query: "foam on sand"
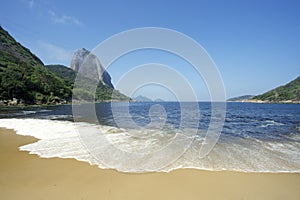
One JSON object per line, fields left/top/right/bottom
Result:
{"left": 0, "top": 118, "right": 299, "bottom": 173}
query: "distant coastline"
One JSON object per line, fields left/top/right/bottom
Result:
{"left": 228, "top": 76, "right": 300, "bottom": 104}
{"left": 243, "top": 99, "right": 300, "bottom": 104}
{"left": 227, "top": 99, "right": 300, "bottom": 104}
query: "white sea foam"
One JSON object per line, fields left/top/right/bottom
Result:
{"left": 0, "top": 118, "right": 102, "bottom": 166}
{"left": 0, "top": 118, "right": 299, "bottom": 173}
{"left": 260, "top": 120, "right": 285, "bottom": 127}
{"left": 23, "top": 111, "right": 37, "bottom": 115}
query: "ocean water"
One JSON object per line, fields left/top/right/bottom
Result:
{"left": 0, "top": 102, "right": 299, "bottom": 173}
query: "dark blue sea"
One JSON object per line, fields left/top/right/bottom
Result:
{"left": 0, "top": 102, "right": 299, "bottom": 172}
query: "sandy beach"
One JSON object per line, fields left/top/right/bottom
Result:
{"left": 0, "top": 127, "right": 299, "bottom": 200}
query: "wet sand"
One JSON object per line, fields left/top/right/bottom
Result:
{"left": 0, "top": 127, "right": 299, "bottom": 200}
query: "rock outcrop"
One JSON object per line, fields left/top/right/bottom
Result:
{"left": 71, "top": 48, "right": 114, "bottom": 88}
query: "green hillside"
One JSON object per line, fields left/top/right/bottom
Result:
{"left": 227, "top": 95, "right": 254, "bottom": 102}
{"left": 253, "top": 76, "right": 300, "bottom": 102}
{"left": 0, "top": 26, "right": 129, "bottom": 105}
{"left": 0, "top": 26, "right": 43, "bottom": 67}
{"left": 0, "top": 26, "right": 71, "bottom": 104}
{"left": 46, "top": 64, "right": 76, "bottom": 88}
{"left": 46, "top": 64, "right": 130, "bottom": 101}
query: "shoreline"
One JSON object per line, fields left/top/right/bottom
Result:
{"left": 227, "top": 100, "right": 300, "bottom": 104}
{"left": 1, "top": 99, "right": 300, "bottom": 108}
{"left": 1, "top": 127, "right": 300, "bottom": 200}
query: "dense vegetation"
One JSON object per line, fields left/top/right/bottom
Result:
{"left": 0, "top": 26, "right": 129, "bottom": 105}
{"left": 0, "top": 27, "right": 43, "bottom": 67}
{"left": 0, "top": 27, "right": 71, "bottom": 104}
{"left": 47, "top": 64, "right": 130, "bottom": 101}
{"left": 46, "top": 65, "right": 76, "bottom": 88}
{"left": 253, "top": 76, "right": 300, "bottom": 102}
{"left": 227, "top": 95, "right": 254, "bottom": 102}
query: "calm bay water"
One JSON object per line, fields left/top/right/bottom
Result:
{"left": 0, "top": 102, "right": 299, "bottom": 172}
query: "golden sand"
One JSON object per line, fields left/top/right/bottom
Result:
{"left": 0, "top": 128, "right": 299, "bottom": 200}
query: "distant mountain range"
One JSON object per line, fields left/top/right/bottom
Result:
{"left": 133, "top": 95, "right": 152, "bottom": 102}
{"left": 0, "top": 26, "right": 129, "bottom": 105}
{"left": 154, "top": 98, "right": 165, "bottom": 102}
{"left": 132, "top": 95, "right": 165, "bottom": 102}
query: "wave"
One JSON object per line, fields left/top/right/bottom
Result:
{"left": 260, "top": 120, "right": 285, "bottom": 127}
{"left": 0, "top": 109, "right": 53, "bottom": 118}
{"left": 0, "top": 118, "right": 299, "bottom": 173}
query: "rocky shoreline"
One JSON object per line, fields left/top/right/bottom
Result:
{"left": 0, "top": 98, "right": 68, "bottom": 106}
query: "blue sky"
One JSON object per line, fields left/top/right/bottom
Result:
{"left": 0, "top": 0, "right": 299, "bottom": 100}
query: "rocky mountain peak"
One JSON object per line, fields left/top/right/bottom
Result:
{"left": 70, "top": 48, "right": 114, "bottom": 88}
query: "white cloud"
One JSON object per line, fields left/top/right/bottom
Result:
{"left": 48, "top": 10, "right": 83, "bottom": 26}
{"left": 35, "top": 41, "right": 73, "bottom": 66}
